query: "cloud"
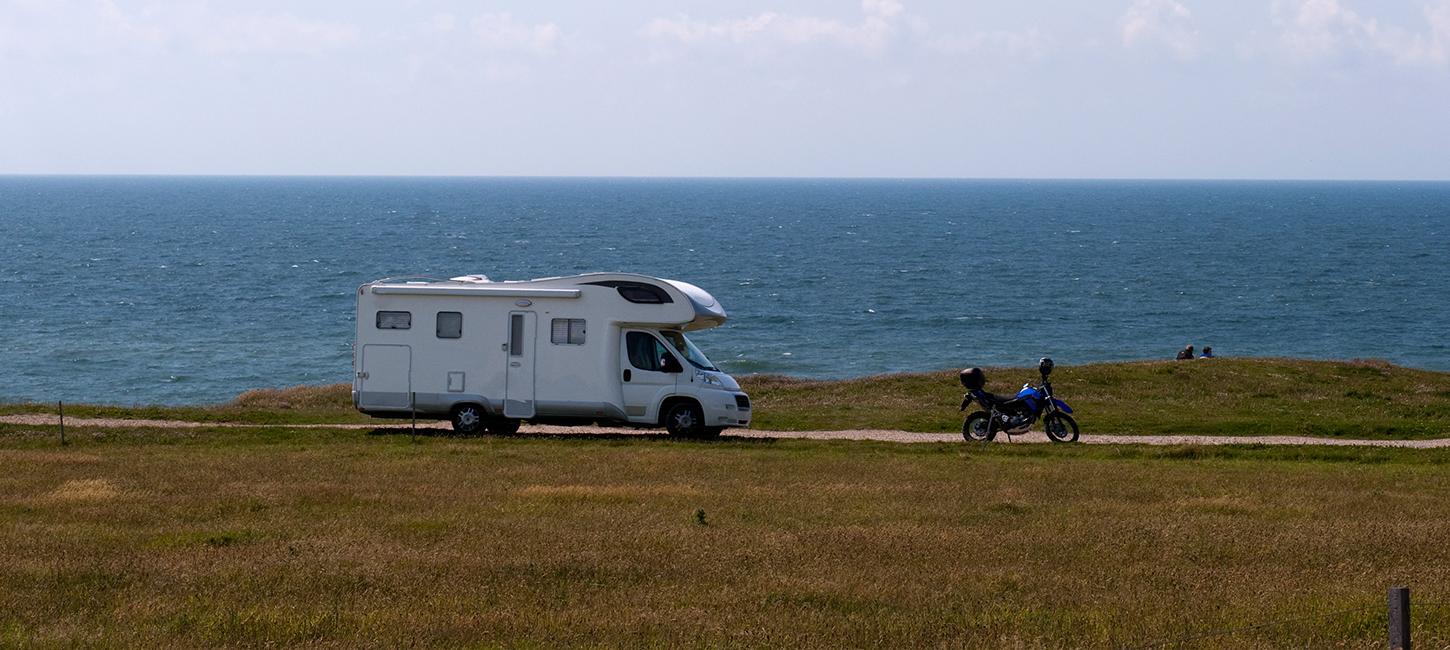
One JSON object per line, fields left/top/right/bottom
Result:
{"left": 1272, "top": 0, "right": 1450, "bottom": 65}
{"left": 472, "top": 13, "right": 562, "bottom": 55}
{"left": 192, "top": 12, "right": 359, "bottom": 56}
{"left": 925, "top": 28, "right": 1050, "bottom": 60}
{"left": 0, "top": 1, "right": 358, "bottom": 58}
{"left": 642, "top": 0, "right": 907, "bottom": 56}
{"left": 0, "top": 0, "right": 157, "bottom": 58}
{"left": 1119, "top": 0, "right": 1200, "bottom": 60}
{"left": 424, "top": 13, "right": 457, "bottom": 35}
{"left": 863, "top": 0, "right": 905, "bottom": 20}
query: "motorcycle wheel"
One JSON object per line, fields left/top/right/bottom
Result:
{"left": 962, "top": 411, "right": 993, "bottom": 442}
{"left": 1043, "top": 413, "right": 1080, "bottom": 443}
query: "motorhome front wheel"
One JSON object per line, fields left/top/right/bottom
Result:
{"left": 664, "top": 401, "right": 705, "bottom": 438}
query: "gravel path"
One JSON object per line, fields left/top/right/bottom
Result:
{"left": 3, "top": 414, "right": 1447, "bottom": 448}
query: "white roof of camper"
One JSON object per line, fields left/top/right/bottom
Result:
{"left": 370, "top": 284, "right": 582, "bottom": 298}
{"left": 364, "top": 272, "right": 728, "bottom": 330}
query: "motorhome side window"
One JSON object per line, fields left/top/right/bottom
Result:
{"left": 376, "top": 311, "right": 411, "bottom": 330}
{"left": 582, "top": 280, "right": 673, "bottom": 304}
{"left": 626, "top": 331, "right": 670, "bottom": 371}
{"left": 436, "top": 312, "right": 462, "bottom": 339}
{"left": 617, "top": 286, "right": 668, "bottom": 304}
{"left": 550, "top": 319, "right": 585, "bottom": 345}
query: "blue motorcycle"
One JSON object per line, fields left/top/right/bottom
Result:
{"left": 958, "top": 358, "right": 1079, "bottom": 443}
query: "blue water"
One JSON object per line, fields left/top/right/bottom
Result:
{"left": 2, "top": 176, "right": 1447, "bottom": 405}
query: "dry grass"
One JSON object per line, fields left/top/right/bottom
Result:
{"left": 44, "top": 478, "right": 123, "bottom": 502}
{"left": 0, "top": 385, "right": 374, "bottom": 426}
{"left": 4, "top": 428, "right": 1450, "bottom": 647}
{"left": 230, "top": 384, "right": 356, "bottom": 412}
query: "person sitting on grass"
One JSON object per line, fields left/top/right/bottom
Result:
{"left": 1201, "top": 346, "right": 1215, "bottom": 359}
{"left": 1176, "top": 344, "right": 1195, "bottom": 360}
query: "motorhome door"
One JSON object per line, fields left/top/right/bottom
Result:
{"left": 358, "top": 344, "right": 411, "bottom": 410}
{"left": 504, "top": 311, "right": 537, "bottom": 418}
{"left": 620, "top": 330, "right": 679, "bottom": 421}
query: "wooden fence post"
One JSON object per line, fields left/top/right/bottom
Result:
{"left": 58, "top": 400, "right": 66, "bottom": 446}
{"left": 1389, "top": 585, "right": 1411, "bottom": 650}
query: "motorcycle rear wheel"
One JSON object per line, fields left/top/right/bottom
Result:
{"left": 1043, "top": 413, "right": 1080, "bottom": 443}
{"left": 962, "top": 411, "right": 993, "bottom": 442}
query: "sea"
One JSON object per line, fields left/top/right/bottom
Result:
{"left": 2, "top": 176, "right": 1447, "bottom": 405}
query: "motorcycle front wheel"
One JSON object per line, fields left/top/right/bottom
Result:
{"left": 962, "top": 411, "right": 993, "bottom": 442}
{"left": 1043, "top": 413, "right": 1080, "bottom": 443}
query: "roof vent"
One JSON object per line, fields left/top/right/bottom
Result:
{"left": 449, "top": 275, "right": 491, "bottom": 284}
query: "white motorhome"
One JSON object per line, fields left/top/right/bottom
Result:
{"left": 353, "top": 273, "right": 751, "bottom": 437}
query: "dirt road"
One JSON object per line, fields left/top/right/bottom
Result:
{"left": 3, "top": 414, "right": 1447, "bottom": 448}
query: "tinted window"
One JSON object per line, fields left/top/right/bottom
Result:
{"left": 626, "top": 331, "right": 671, "bottom": 371}
{"left": 509, "top": 314, "right": 524, "bottom": 357}
{"left": 582, "top": 280, "right": 674, "bottom": 304}
{"left": 550, "top": 318, "right": 585, "bottom": 345}
{"left": 376, "top": 311, "right": 411, "bottom": 330}
{"left": 436, "top": 312, "right": 462, "bottom": 339}
{"left": 660, "top": 330, "right": 719, "bottom": 371}
{"left": 617, "top": 286, "right": 667, "bottom": 304}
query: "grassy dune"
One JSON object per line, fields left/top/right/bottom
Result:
{"left": 0, "top": 383, "right": 375, "bottom": 426}
{"left": 747, "top": 357, "right": 1450, "bottom": 437}
{"left": 4, "top": 358, "right": 1448, "bottom": 438}
{"left": 4, "top": 428, "right": 1450, "bottom": 647}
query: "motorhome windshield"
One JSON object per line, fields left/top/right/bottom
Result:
{"left": 660, "top": 331, "right": 719, "bottom": 372}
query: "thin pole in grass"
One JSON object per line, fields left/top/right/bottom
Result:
{"left": 410, "top": 392, "right": 417, "bottom": 443}
{"left": 1389, "top": 586, "right": 1410, "bottom": 650}
{"left": 58, "top": 400, "right": 66, "bottom": 446}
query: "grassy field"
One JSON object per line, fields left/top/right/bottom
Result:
{"left": 4, "top": 358, "right": 1449, "bottom": 438}
{"left": 747, "top": 357, "right": 1450, "bottom": 437}
{"left": 4, "top": 423, "right": 1450, "bottom": 647}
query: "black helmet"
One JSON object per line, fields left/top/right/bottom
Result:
{"left": 959, "top": 367, "right": 986, "bottom": 390}
{"left": 1039, "top": 357, "right": 1055, "bottom": 376}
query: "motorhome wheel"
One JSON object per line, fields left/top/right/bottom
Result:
{"left": 664, "top": 401, "right": 705, "bottom": 438}
{"left": 450, "top": 404, "right": 487, "bottom": 436}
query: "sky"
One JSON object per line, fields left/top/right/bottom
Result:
{"left": 2, "top": 0, "right": 1449, "bottom": 179}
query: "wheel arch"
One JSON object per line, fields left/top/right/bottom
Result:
{"left": 450, "top": 400, "right": 492, "bottom": 417}
{"left": 657, "top": 395, "right": 701, "bottom": 427}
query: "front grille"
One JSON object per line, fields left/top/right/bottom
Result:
{"left": 735, "top": 394, "right": 751, "bottom": 410}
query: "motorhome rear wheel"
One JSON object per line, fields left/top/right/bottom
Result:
{"left": 450, "top": 404, "right": 487, "bottom": 436}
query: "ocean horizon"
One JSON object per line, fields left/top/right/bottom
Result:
{"left": 3, "top": 175, "right": 1447, "bottom": 405}
{"left": 9, "top": 174, "right": 1450, "bottom": 181}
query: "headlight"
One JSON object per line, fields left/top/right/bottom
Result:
{"left": 697, "top": 371, "right": 724, "bottom": 387}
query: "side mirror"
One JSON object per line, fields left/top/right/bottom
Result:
{"left": 661, "top": 355, "right": 684, "bottom": 374}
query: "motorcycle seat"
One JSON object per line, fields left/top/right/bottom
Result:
{"left": 972, "top": 390, "right": 1026, "bottom": 409}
